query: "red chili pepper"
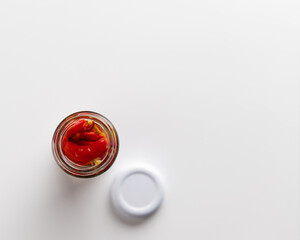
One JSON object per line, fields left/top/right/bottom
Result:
{"left": 62, "top": 119, "right": 108, "bottom": 165}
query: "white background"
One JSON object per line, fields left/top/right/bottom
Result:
{"left": 0, "top": 0, "right": 299, "bottom": 239}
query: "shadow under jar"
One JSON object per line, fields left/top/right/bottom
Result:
{"left": 52, "top": 111, "right": 119, "bottom": 178}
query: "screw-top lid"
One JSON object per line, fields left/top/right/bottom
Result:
{"left": 111, "top": 166, "right": 164, "bottom": 218}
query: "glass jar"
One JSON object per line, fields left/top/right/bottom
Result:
{"left": 52, "top": 111, "right": 119, "bottom": 178}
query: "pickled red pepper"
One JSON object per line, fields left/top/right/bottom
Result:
{"left": 62, "top": 119, "right": 108, "bottom": 165}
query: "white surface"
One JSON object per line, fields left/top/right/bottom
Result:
{"left": 0, "top": 0, "right": 299, "bottom": 239}
{"left": 111, "top": 166, "right": 164, "bottom": 217}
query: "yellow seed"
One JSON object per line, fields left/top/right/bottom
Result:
{"left": 93, "top": 124, "right": 102, "bottom": 134}
{"left": 89, "top": 158, "right": 102, "bottom": 166}
{"left": 94, "top": 159, "right": 101, "bottom": 165}
{"left": 87, "top": 120, "right": 93, "bottom": 125}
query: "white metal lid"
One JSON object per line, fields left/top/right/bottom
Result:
{"left": 111, "top": 166, "right": 164, "bottom": 218}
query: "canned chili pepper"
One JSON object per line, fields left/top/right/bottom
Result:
{"left": 52, "top": 111, "right": 119, "bottom": 178}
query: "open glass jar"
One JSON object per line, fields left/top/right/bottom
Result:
{"left": 52, "top": 111, "right": 119, "bottom": 178}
